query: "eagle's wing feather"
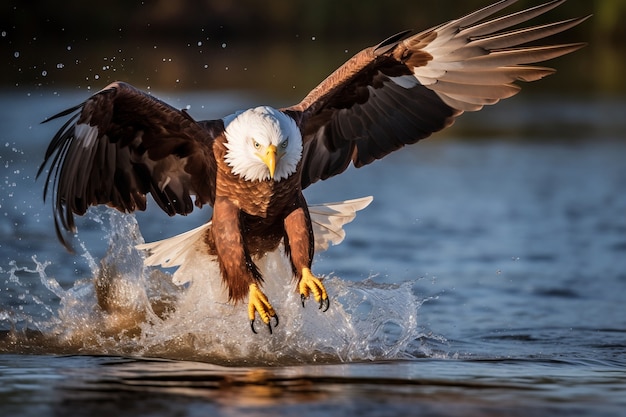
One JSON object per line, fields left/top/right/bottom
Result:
{"left": 286, "top": 0, "right": 588, "bottom": 189}
{"left": 38, "top": 81, "right": 223, "bottom": 249}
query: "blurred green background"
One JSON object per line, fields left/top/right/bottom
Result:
{"left": 1, "top": 0, "right": 624, "bottom": 102}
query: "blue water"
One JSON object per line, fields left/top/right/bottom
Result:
{"left": 1, "top": 90, "right": 625, "bottom": 416}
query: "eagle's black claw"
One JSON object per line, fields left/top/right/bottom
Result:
{"left": 320, "top": 297, "right": 330, "bottom": 312}
{"left": 301, "top": 294, "right": 330, "bottom": 312}
{"left": 250, "top": 314, "right": 279, "bottom": 335}
{"left": 300, "top": 268, "right": 329, "bottom": 312}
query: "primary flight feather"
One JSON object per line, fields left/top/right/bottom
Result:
{"left": 38, "top": 0, "right": 587, "bottom": 334}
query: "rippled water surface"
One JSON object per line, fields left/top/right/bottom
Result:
{"left": 1, "top": 91, "right": 625, "bottom": 416}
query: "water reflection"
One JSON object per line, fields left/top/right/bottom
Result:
{"left": 3, "top": 354, "right": 623, "bottom": 417}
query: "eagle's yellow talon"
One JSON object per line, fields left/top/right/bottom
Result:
{"left": 299, "top": 268, "right": 330, "bottom": 311}
{"left": 248, "top": 283, "right": 278, "bottom": 334}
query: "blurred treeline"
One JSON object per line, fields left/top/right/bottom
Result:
{"left": 1, "top": 0, "right": 624, "bottom": 98}
{"left": 3, "top": 0, "right": 622, "bottom": 42}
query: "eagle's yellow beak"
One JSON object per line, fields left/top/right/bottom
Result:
{"left": 261, "top": 144, "right": 277, "bottom": 178}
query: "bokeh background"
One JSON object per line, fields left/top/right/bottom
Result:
{"left": 1, "top": 0, "right": 624, "bottom": 102}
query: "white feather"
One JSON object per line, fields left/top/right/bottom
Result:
{"left": 136, "top": 196, "right": 373, "bottom": 284}
{"left": 309, "top": 196, "right": 373, "bottom": 251}
{"left": 136, "top": 222, "right": 213, "bottom": 284}
{"left": 223, "top": 106, "right": 302, "bottom": 182}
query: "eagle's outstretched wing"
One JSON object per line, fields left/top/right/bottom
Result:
{"left": 38, "top": 81, "right": 223, "bottom": 249}
{"left": 285, "top": 0, "right": 588, "bottom": 189}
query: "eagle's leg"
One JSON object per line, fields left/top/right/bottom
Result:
{"left": 212, "top": 197, "right": 278, "bottom": 334}
{"left": 284, "top": 197, "right": 330, "bottom": 311}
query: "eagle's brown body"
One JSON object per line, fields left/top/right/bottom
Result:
{"left": 38, "top": 0, "right": 587, "bottom": 334}
{"left": 209, "top": 136, "right": 312, "bottom": 302}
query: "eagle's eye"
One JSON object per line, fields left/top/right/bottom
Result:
{"left": 253, "top": 140, "right": 261, "bottom": 150}
{"left": 280, "top": 139, "right": 289, "bottom": 149}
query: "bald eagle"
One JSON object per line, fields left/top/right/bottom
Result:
{"left": 38, "top": 0, "right": 587, "bottom": 333}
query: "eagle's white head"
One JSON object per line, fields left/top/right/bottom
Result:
{"left": 223, "top": 106, "right": 302, "bottom": 182}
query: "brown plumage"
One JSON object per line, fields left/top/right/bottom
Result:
{"left": 38, "top": 0, "right": 588, "bottom": 333}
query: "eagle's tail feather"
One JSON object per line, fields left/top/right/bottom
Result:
{"left": 136, "top": 221, "right": 212, "bottom": 268}
{"left": 309, "top": 196, "right": 373, "bottom": 252}
{"left": 135, "top": 196, "right": 373, "bottom": 271}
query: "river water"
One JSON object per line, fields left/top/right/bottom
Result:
{"left": 1, "top": 90, "right": 625, "bottom": 416}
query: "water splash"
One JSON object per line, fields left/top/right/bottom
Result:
{"left": 1, "top": 210, "right": 432, "bottom": 365}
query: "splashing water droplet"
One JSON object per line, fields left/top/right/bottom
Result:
{"left": 0, "top": 210, "right": 430, "bottom": 363}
